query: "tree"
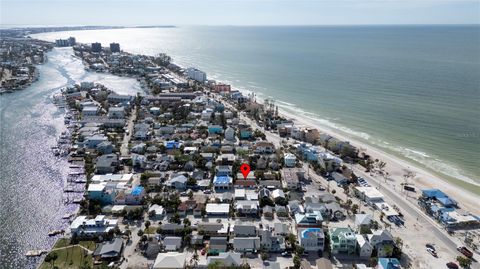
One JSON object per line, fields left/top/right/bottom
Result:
{"left": 395, "top": 237, "right": 403, "bottom": 251}
{"left": 261, "top": 252, "right": 269, "bottom": 261}
{"left": 383, "top": 245, "right": 394, "bottom": 257}
{"left": 145, "top": 220, "right": 151, "bottom": 230}
{"left": 183, "top": 218, "right": 191, "bottom": 227}
{"left": 351, "top": 204, "right": 359, "bottom": 214}
{"left": 293, "top": 255, "right": 301, "bottom": 269}
{"left": 286, "top": 233, "right": 297, "bottom": 249}
{"left": 295, "top": 246, "right": 305, "bottom": 256}
{"left": 456, "top": 256, "right": 472, "bottom": 268}
{"left": 170, "top": 213, "right": 181, "bottom": 224}
{"left": 45, "top": 252, "right": 58, "bottom": 267}
{"left": 137, "top": 230, "right": 144, "bottom": 237}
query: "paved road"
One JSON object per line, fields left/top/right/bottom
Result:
{"left": 120, "top": 105, "right": 137, "bottom": 158}
{"left": 353, "top": 167, "right": 462, "bottom": 254}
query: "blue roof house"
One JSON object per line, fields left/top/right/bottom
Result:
{"left": 208, "top": 125, "right": 224, "bottom": 135}
{"left": 126, "top": 186, "right": 145, "bottom": 205}
{"left": 164, "top": 141, "right": 182, "bottom": 150}
{"left": 213, "top": 175, "right": 233, "bottom": 190}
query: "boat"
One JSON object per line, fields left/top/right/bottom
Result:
{"left": 26, "top": 250, "right": 47, "bottom": 257}
{"left": 48, "top": 229, "right": 64, "bottom": 236}
{"left": 62, "top": 213, "right": 73, "bottom": 219}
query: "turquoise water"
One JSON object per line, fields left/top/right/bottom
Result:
{"left": 32, "top": 25, "right": 480, "bottom": 188}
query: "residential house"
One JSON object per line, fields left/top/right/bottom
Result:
{"left": 213, "top": 175, "right": 233, "bottom": 190}
{"left": 284, "top": 153, "right": 297, "bottom": 168}
{"left": 356, "top": 234, "right": 373, "bottom": 258}
{"left": 165, "top": 174, "right": 187, "bottom": 190}
{"left": 108, "top": 107, "right": 125, "bottom": 119}
{"left": 355, "top": 214, "right": 373, "bottom": 232}
{"left": 253, "top": 141, "right": 275, "bottom": 154}
{"left": 367, "top": 230, "right": 395, "bottom": 257}
{"left": 93, "top": 237, "right": 123, "bottom": 261}
{"left": 263, "top": 206, "right": 274, "bottom": 219}
{"left": 207, "top": 252, "right": 242, "bottom": 267}
{"left": 145, "top": 239, "right": 161, "bottom": 259}
{"left": 259, "top": 229, "right": 286, "bottom": 253}
{"left": 239, "top": 127, "right": 252, "bottom": 140}
{"left": 329, "top": 227, "right": 357, "bottom": 255}
{"left": 282, "top": 168, "right": 302, "bottom": 190}
{"left": 232, "top": 223, "right": 257, "bottom": 237}
{"left": 153, "top": 252, "right": 186, "bottom": 269}
{"left": 70, "top": 215, "right": 118, "bottom": 237}
{"left": 96, "top": 141, "right": 114, "bottom": 154}
{"left": 299, "top": 228, "right": 325, "bottom": 252}
{"left": 274, "top": 223, "right": 289, "bottom": 236}
{"left": 232, "top": 237, "right": 261, "bottom": 253}
{"left": 236, "top": 200, "right": 259, "bottom": 216}
{"left": 208, "top": 237, "right": 228, "bottom": 254}
{"left": 87, "top": 183, "right": 116, "bottom": 205}
{"left": 149, "top": 204, "right": 165, "bottom": 219}
{"left": 163, "top": 236, "right": 182, "bottom": 251}
{"left": 225, "top": 127, "right": 236, "bottom": 141}
{"left": 208, "top": 124, "right": 224, "bottom": 134}
{"left": 82, "top": 106, "right": 98, "bottom": 116}
{"left": 295, "top": 212, "right": 323, "bottom": 228}
{"left": 95, "top": 154, "right": 118, "bottom": 174}
{"left": 205, "top": 203, "right": 230, "bottom": 217}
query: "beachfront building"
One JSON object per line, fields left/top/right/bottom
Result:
{"left": 354, "top": 186, "right": 385, "bottom": 204}
{"left": 329, "top": 227, "right": 357, "bottom": 255}
{"left": 299, "top": 228, "right": 325, "bottom": 252}
{"left": 186, "top": 67, "right": 207, "bottom": 82}
{"left": 70, "top": 215, "right": 118, "bottom": 236}
{"left": 109, "top": 42, "right": 120, "bottom": 53}
{"left": 212, "top": 83, "right": 231, "bottom": 93}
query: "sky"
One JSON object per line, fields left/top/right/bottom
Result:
{"left": 0, "top": 0, "right": 479, "bottom": 26}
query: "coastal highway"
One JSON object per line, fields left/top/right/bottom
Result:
{"left": 353, "top": 167, "right": 464, "bottom": 255}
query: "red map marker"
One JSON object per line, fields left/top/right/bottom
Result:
{"left": 240, "top": 163, "right": 251, "bottom": 180}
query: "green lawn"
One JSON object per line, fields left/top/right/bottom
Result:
{"left": 39, "top": 246, "right": 93, "bottom": 269}
{"left": 39, "top": 239, "right": 97, "bottom": 269}
{"left": 79, "top": 240, "right": 97, "bottom": 251}
{"left": 144, "top": 226, "right": 157, "bottom": 234}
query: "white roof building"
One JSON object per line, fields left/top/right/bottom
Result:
{"left": 206, "top": 203, "right": 230, "bottom": 215}
{"left": 153, "top": 252, "right": 187, "bottom": 269}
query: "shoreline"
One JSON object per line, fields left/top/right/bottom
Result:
{"left": 271, "top": 103, "right": 480, "bottom": 214}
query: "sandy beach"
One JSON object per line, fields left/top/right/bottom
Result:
{"left": 279, "top": 108, "right": 480, "bottom": 215}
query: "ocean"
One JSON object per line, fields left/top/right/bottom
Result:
{"left": 0, "top": 48, "right": 143, "bottom": 268}
{"left": 32, "top": 25, "right": 480, "bottom": 188}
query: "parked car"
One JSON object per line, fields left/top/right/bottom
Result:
{"left": 426, "top": 243, "right": 436, "bottom": 252}
{"left": 457, "top": 246, "right": 473, "bottom": 258}
{"left": 427, "top": 248, "right": 438, "bottom": 258}
{"left": 446, "top": 262, "right": 459, "bottom": 269}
